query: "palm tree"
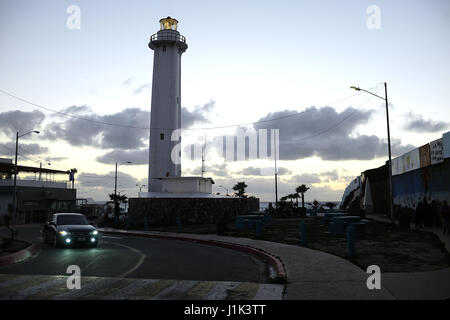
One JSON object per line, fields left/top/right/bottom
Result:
{"left": 69, "top": 168, "right": 77, "bottom": 189}
{"left": 295, "top": 184, "right": 310, "bottom": 209}
{"left": 232, "top": 181, "right": 248, "bottom": 198}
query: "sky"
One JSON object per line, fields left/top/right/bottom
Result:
{"left": 0, "top": 0, "right": 449, "bottom": 202}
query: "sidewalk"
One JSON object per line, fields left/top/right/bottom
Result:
{"left": 366, "top": 214, "right": 450, "bottom": 299}
{"left": 98, "top": 228, "right": 395, "bottom": 300}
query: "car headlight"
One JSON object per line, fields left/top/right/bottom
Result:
{"left": 59, "top": 231, "right": 70, "bottom": 236}
{"left": 91, "top": 230, "right": 98, "bottom": 235}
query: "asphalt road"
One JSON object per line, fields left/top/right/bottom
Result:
{"left": 0, "top": 225, "right": 271, "bottom": 283}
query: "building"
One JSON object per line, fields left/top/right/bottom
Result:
{"left": 341, "top": 131, "right": 450, "bottom": 219}
{"left": 147, "top": 16, "right": 187, "bottom": 192}
{"left": 129, "top": 17, "right": 259, "bottom": 227}
{"left": 0, "top": 158, "right": 76, "bottom": 224}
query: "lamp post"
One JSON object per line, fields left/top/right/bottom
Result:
{"left": 114, "top": 161, "right": 131, "bottom": 220}
{"left": 350, "top": 83, "right": 394, "bottom": 225}
{"left": 13, "top": 130, "right": 40, "bottom": 223}
{"left": 39, "top": 162, "right": 51, "bottom": 181}
{"left": 136, "top": 184, "right": 146, "bottom": 193}
{"left": 218, "top": 185, "right": 229, "bottom": 196}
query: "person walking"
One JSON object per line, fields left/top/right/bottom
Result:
{"left": 415, "top": 199, "right": 424, "bottom": 229}
{"left": 442, "top": 201, "right": 450, "bottom": 235}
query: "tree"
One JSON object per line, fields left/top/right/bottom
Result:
{"left": 108, "top": 193, "right": 128, "bottom": 223}
{"left": 69, "top": 168, "right": 77, "bottom": 189}
{"left": 232, "top": 181, "right": 248, "bottom": 198}
{"left": 295, "top": 184, "right": 310, "bottom": 209}
{"left": 325, "top": 202, "right": 337, "bottom": 210}
{"left": 312, "top": 199, "right": 320, "bottom": 211}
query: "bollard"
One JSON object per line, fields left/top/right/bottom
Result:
{"left": 176, "top": 217, "right": 182, "bottom": 233}
{"left": 143, "top": 216, "right": 149, "bottom": 231}
{"left": 255, "top": 220, "right": 262, "bottom": 239}
{"left": 347, "top": 225, "right": 356, "bottom": 258}
{"left": 299, "top": 221, "right": 307, "bottom": 246}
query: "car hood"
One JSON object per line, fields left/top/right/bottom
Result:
{"left": 58, "top": 225, "right": 96, "bottom": 232}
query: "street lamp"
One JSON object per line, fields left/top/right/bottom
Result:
{"left": 218, "top": 185, "right": 228, "bottom": 196}
{"left": 13, "top": 130, "right": 40, "bottom": 223}
{"left": 351, "top": 83, "right": 394, "bottom": 225}
{"left": 136, "top": 183, "right": 146, "bottom": 193}
{"left": 39, "top": 162, "right": 51, "bottom": 181}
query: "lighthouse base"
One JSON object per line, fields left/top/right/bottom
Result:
{"left": 127, "top": 196, "right": 259, "bottom": 227}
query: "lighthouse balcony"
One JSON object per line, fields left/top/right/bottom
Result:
{"left": 149, "top": 31, "right": 187, "bottom": 51}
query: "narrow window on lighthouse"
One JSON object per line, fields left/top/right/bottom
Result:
{"left": 160, "top": 133, "right": 164, "bottom": 140}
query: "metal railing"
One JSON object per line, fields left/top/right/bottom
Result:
{"left": 150, "top": 33, "right": 186, "bottom": 43}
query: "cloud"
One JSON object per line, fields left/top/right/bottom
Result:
{"left": 43, "top": 107, "right": 150, "bottom": 150}
{"left": 96, "top": 149, "right": 149, "bottom": 165}
{"left": 240, "top": 166, "right": 291, "bottom": 176}
{"left": 78, "top": 171, "right": 140, "bottom": 190}
{"left": 403, "top": 112, "right": 449, "bottom": 133}
{"left": 181, "top": 100, "right": 215, "bottom": 128}
{"left": 122, "top": 77, "right": 134, "bottom": 86}
{"left": 133, "top": 84, "right": 150, "bottom": 95}
{"left": 0, "top": 110, "right": 45, "bottom": 138}
{"left": 0, "top": 142, "right": 48, "bottom": 158}
{"left": 252, "top": 106, "right": 413, "bottom": 161}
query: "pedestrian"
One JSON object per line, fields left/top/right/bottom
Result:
{"left": 422, "top": 197, "right": 431, "bottom": 227}
{"left": 442, "top": 201, "right": 450, "bottom": 235}
{"left": 415, "top": 199, "right": 423, "bottom": 229}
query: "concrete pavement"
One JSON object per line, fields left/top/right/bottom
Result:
{"left": 98, "top": 228, "right": 395, "bottom": 300}
{"left": 366, "top": 214, "right": 450, "bottom": 300}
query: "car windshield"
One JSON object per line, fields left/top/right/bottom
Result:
{"left": 57, "top": 215, "right": 88, "bottom": 225}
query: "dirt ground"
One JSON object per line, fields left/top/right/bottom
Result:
{"left": 0, "top": 239, "right": 31, "bottom": 257}
{"left": 143, "top": 216, "right": 450, "bottom": 273}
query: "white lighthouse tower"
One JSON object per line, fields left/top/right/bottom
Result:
{"left": 147, "top": 17, "right": 187, "bottom": 192}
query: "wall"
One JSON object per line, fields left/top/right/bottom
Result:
{"left": 128, "top": 197, "right": 260, "bottom": 226}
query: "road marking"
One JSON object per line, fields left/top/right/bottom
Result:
{"left": 0, "top": 274, "right": 285, "bottom": 300}
{"left": 101, "top": 236, "right": 122, "bottom": 240}
{"left": 103, "top": 279, "right": 159, "bottom": 300}
{"left": 253, "top": 283, "right": 284, "bottom": 300}
{"left": 103, "top": 241, "right": 146, "bottom": 278}
{"left": 7, "top": 277, "right": 66, "bottom": 300}
{"left": 150, "top": 280, "right": 199, "bottom": 300}
{"left": 204, "top": 281, "right": 240, "bottom": 300}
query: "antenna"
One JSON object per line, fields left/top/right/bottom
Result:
{"left": 201, "top": 133, "right": 207, "bottom": 177}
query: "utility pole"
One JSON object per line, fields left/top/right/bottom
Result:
{"left": 274, "top": 130, "right": 279, "bottom": 212}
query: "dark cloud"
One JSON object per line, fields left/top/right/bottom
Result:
{"left": 181, "top": 100, "right": 215, "bottom": 128}
{"left": 403, "top": 112, "right": 449, "bottom": 133}
{"left": 240, "top": 166, "right": 291, "bottom": 176}
{"left": 253, "top": 106, "right": 413, "bottom": 161}
{"left": 78, "top": 171, "right": 140, "bottom": 189}
{"left": 96, "top": 149, "right": 148, "bottom": 165}
{"left": 0, "top": 142, "right": 48, "bottom": 158}
{"left": 284, "top": 173, "right": 322, "bottom": 184}
{"left": 43, "top": 107, "right": 150, "bottom": 150}
{"left": 0, "top": 110, "right": 45, "bottom": 138}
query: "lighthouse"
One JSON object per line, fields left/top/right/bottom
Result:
{"left": 147, "top": 17, "right": 187, "bottom": 192}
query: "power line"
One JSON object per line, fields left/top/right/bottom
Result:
{"left": 0, "top": 88, "right": 365, "bottom": 131}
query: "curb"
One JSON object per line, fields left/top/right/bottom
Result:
{"left": 0, "top": 243, "right": 41, "bottom": 267}
{"left": 99, "top": 229, "right": 287, "bottom": 283}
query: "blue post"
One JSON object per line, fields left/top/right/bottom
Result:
{"left": 347, "top": 225, "right": 355, "bottom": 258}
{"left": 143, "top": 217, "right": 149, "bottom": 231}
{"left": 299, "top": 222, "right": 307, "bottom": 246}
{"left": 176, "top": 217, "right": 182, "bottom": 233}
{"left": 255, "top": 220, "right": 262, "bottom": 238}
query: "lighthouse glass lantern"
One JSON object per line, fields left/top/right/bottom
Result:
{"left": 160, "top": 17, "right": 178, "bottom": 30}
